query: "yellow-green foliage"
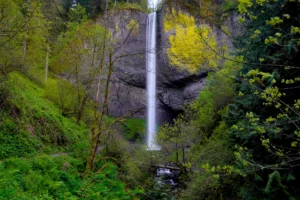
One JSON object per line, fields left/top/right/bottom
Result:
{"left": 164, "top": 10, "right": 218, "bottom": 73}
{"left": 45, "top": 78, "right": 78, "bottom": 116}
{"left": 0, "top": 0, "right": 23, "bottom": 69}
{"left": 164, "top": 11, "right": 196, "bottom": 32}
{"left": 24, "top": 0, "right": 49, "bottom": 69}
{"left": 238, "top": 0, "right": 253, "bottom": 14}
{"left": 114, "top": 2, "right": 148, "bottom": 13}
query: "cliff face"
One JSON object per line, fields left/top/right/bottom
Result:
{"left": 105, "top": 8, "right": 238, "bottom": 123}
{"left": 102, "top": 10, "right": 147, "bottom": 119}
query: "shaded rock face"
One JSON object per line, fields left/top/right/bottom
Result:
{"left": 99, "top": 10, "right": 147, "bottom": 118}
{"left": 106, "top": 8, "right": 237, "bottom": 124}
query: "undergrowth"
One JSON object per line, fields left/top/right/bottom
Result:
{"left": 0, "top": 73, "right": 90, "bottom": 159}
{"left": 0, "top": 155, "right": 139, "bottom": 199}
{"left": 122, "top": 118, "right": 146, "bottom": 142}
{"left": 0, "top": 73, "right": 143, "bottom": 199}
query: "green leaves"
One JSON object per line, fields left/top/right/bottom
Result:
{"left": 0, "top": 156, "right": 135, "bottom": 199}
{"left": 291, "top": 26, "right": 300, "bottom": 34}
{"left": 122, "top": 118, "right": 146, "bottom": 142}
{"left": 266, "top": 17, "right": 283, "bottom": 26}
{"left": 165, "top": 10, "right": 218, "bottom": 73}
{"left": 69, "top": 4, "right": 88, "bottom": 25}
{"left": 227, "top": 0, "right": 300, "bottom": 198}
{"left": 238, "top": 0, "right": 253, "bottom": 13}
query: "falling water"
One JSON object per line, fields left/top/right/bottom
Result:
{"left": 72, "top": 0, "right": 77, "bottom": 7}
{"left": 146, "top": 0, "right": 159, "bottom": 150}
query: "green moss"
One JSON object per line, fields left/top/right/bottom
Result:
{"left": 122, "top": 118, "right": 146, "bottom": 142}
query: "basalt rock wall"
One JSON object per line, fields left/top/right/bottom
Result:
{"left": 105, "top": 7, "right": 238, "bottom": 124}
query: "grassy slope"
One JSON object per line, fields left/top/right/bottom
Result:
{"left": 0, "top": 155, "right": 137, "bottom": 199}
{"left": 0, "top": 73, "right": 140, "bottom": 199}
{"left": 0, "top": 73, "right": 89, "bottom": 158}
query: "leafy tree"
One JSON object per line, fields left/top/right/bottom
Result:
{"left": 0, "top": 0, "right": 24, "bottom": 74}
{"left": 51, "top": 5, "right": 110, "bottom": 123}
{"left": 157, "top": 59, "right": 240, "bottom": 198}
{"left": 164, "top": 9, "right": 219, "bottom": 73}
{"left": 77, "top": 0, "right": 104, "bottom": 15}
{"left": 23, "top": 0, "right": 49, "bottom": 71}
{"left": 45, "top": 78, "right": 78, "bottom": 116}
{"left": 0, "top": 0, "right": 49, "bottom": 84}
{"left": 224, "top": 0, "right": 300, "bottom": 199}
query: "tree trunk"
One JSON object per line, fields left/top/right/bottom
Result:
{"left": 75, "top": 55, "right": 82, "bottom": 124}
{"left": 85, "top": 44, "right": 106, "bottom": 171}
{"left": 76, "top": 45, "right": 97, "bottom": 123}
{"left": 22, "top": 0, "right": 31, "bottom": 63}
{"left": 182, "top": 140, "right": 185, "bottom": 164}
{"left": 85, "top": 75, "right": 102, "bottom": 172}
{"left": 93, "top": 51, "right": 113, "bottom": 165}
{"left": 175, "top": 139, "right": 179, "bottom": 163}
{"left": 22, "top": 37, "right": 27, "bottom": 62}
{"left": 45, "top": 42, "right": 49, "bottom": 82}
{"left": 105, "top": 0, "right": 109, "bottom": 10}
{"left": 85, "top": 33, "right": 107, "bottom": 172}
{"left": 85, "top": 58, "right": 113, "bottom": 172}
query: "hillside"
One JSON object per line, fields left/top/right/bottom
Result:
{"left": 1, "top": 0, "right": 300, "bottom": 199}
{"left": 0, "top": 73, "right": 143, "bottom": 199}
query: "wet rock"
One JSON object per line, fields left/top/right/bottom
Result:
{"left": 101, "top": 7, "right": 238, "bottom": 122}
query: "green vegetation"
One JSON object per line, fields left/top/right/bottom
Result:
{"left": 157, "top": 59, "right": 241, "bottom": 199}
{"left": 76, "top": 0, "right": 149, "bottom": 15}
{"left": 164, "top": 9, "right": 218, "bottom": 72}
{"left": 0, "top": 71, "right": 146, "bottom": 198}
{"left": 0, "top": 0, "right": 150, "bottom": 199}
{"left": 157, "top": 0, "right": 300, "bottom": 199}
{"left": 2, "top": 0, "right": 300, "bottom": 199}
{"left": 122, "top": 118, "right": 146, "bottom": 142}
{"left": 0, "top": 73, "right": 89, "bottom": 159}
{"left": 0, "top": 155, "right": 137, "bottom": 199}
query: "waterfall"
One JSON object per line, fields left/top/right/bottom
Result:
{"left": 146, "top": 0, "right": 160, "bottom": 150}
{"left": 72, "top": 0, "right": 77, "bottom": 7}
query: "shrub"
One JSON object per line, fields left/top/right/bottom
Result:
{"left": 122, "top": 118, "right": 146, "bottom": 142}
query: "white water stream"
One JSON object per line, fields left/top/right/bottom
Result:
{"left": 72, "top": 0, "right": 77, "bottom": 7}
{"left": 146, "top": 0, "right": 160, "bottom": 150}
